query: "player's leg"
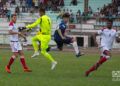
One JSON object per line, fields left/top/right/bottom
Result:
{"left": 50, "top": 39, "right": 63, "bottom": 51}
{"left": 6, "top": 52, "right": 18, "bottom": 73}
{"left": 85, "top": 48, "right": 111, "bottom": 76}
{"left": 71, "top": 36, "right": 84, "bottom": 57}
{"left": 64, "top": 36, "right": 84, "bottom": 57}
{"left": 6, "top": 42, "right": 18, "bottom": 73}
{"left": 38, "top": 35, "right": 57, "bottom": 70}
{"left": 54, "top": 39, "right": 63, "bottom": 51}
{"left": 31, "top": 36, "right": 40, "bottom": 58}
{"left": 38, "top": 40, "right": 51, "bottom": 52}
{"left": 18, "top": 50, "right": 32, "bottom": 72}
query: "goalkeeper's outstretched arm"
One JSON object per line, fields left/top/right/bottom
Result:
{"left": 26, "top": 18, "right": 41, "bottom": 29}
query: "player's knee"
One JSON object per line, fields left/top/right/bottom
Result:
{"left": 72, "top": 36, "right": 76, "bottom": 41}
{"left": 32, "top": 38, "right": 35, "bottom": 42}
{"left": 32, "top": 37, "right": 36, "bottom": 42}
{"left": 19, "top": 51, "right": 24, "bottom": 56}
{"left": 71, "top": 37, "right": 76, "bottom": 43}
{"left": 12, "top": 55, "right": 17, "bottom": 59}
{"left": 103, "top": 50, "right": 110, "bottom": 56}
{"left": 20, "top": 55, "right": 25, "bottom": 58}
{"left": 41, "top": 50, "right": 46, "bottom": 55}
{"left": 105, "top": 55, "right": 111, "bottom": 59}
{"left": 58, "top": 47, "right": 63, "bottom": 51}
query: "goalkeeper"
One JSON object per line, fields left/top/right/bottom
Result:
{"left": 25, "top": 8, "right": 57, "bottom": 70}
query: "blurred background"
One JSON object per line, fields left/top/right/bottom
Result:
{"left": 0, "top": 0, "right": 120, "bottom": 49}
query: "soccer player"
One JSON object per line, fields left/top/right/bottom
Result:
{"left": 25, "top": 8, "right": 57, "bottom": 70}
{"left": 54, "top": 13, "right": 84, "bottom": 57}
{"left": 5, "top": 14, "right": 32, "bottom": 73}
{"left": 85, "top": 19, "right": 120, "bottom": 76}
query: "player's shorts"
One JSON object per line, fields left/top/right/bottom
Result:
{"left": 10, "top": 41, "right": 22, "bottom": 52}
{"left": 100, "top": 46, "right": 111, "bottom": 56}
{"left": 54, "top": 36, "right": 73, "bottom": 50}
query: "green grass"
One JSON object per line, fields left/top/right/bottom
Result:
{"left": 0, "top": 50, "right": 120, "bottom": 86}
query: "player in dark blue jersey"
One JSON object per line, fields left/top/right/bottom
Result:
{"left": 54, "top": 13, "right": 84, "bottom": 57}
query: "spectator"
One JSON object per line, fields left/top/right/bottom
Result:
{"left": 59, "top": 0, "right": 64, "bottom": 6}
{"left": 11, "top": 0, "right": 16, "bottom": 5}
{"left": 70, "top": 0, "right": 77, "bottom": 6}
{"left": 47, "top": 0, "right": 52, "bottom": 10}
{"left": 22, "top": 0, "right": 26, "bottom": 12}
{"left": 15, "top": 6, "right": 20, "bottom": 17}
{"left": 6, "top": 10, "right": 11, "bottom": 22}
{"left": 76, "top": 10, "right": 81, "bottom": 23}
{"left": 70, "top": 13, "right": 74, "bottom": 23}
{"left": 34, "top": 0, "right": 39, "bottom": 12}
{"left": 88, "top": 6, "right": 93, "bottom": 14}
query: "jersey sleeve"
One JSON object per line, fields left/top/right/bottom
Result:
{"left": 8, "top": 22, "right": 13, "bottom": 30}
{"left": 97, "top": 30, "right": 103, "bottom": 35}
{"left": 26, "top": 18, "right": 41, "bottom": 29}
{"left": 116, "top": 32, "right": 119, "bottom": 37}
{"left": 59, "top": 23, "right": 66, "bottom": 30}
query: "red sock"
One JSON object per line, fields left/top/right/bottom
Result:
{"left": 20, "top": 58, "right": 28, "bottom": 69}
{"left": 87, "top": 65, "right": 97, "bottom": 73}
{"left": 87, "top": 56, "right": 107, "bottom": 73}
{"left": 7, "top": 57, "right": 15, "bottom": 69}
{"left": 98, "top": 57, "right": 107, "bottom": 64}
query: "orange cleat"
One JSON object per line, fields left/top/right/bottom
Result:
{"left": 24, "top": 68, "right": 32, "bottom": 72}
{"left": 5, "top": 66, "right": 11, "bottom": 73}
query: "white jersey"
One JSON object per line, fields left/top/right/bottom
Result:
{"left": 98, "top": 28, "right": 118, "bottom": 50}
{"left": 9, "top": 22, "right": 19, "bottom": 41}
{"left": 9, "top": 22, "right": 22, "bottom": 52}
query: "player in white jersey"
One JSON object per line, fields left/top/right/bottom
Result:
{"left": 85, "top": 19, "right": 120, "bottom": 76}
{"left": 5, "top": 14, "right": 32, "bottom": 73}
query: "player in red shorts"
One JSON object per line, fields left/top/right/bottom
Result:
{"left": 85, "top": 19, "right": 120, "bottom": 76}
{"left": 5, "top": 14, "right": 32, "bottom": 73}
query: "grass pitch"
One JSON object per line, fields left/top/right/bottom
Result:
{"left": 0, "top": 49, "right": 120, "bottom": 86}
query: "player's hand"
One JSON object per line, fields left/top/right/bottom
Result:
{"left": 18, "top": 32, "right": 26, "bottom": 38}
{"left": 18, "top": 32, "right": 22, "bottom": 35}
{"left": 116, "top": 37, "right": 120, "bottom": 43}
{"left": 25, "top": 28, "right": 31, "bottom": 32}
{"left": 24, "top": 37, "right": 27, "bottom": 42}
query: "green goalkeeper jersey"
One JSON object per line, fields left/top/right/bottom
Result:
{"left": 26, "top": 15, "right": 52, "bottom": 35}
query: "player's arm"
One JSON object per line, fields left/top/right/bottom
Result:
{"left": 92, "top": 32, "right": 99, "bottom": 47}
{"left": 9, "top": 25, "right": 21, "bottom": 35}
{"left": 116, "top": 32, "right": 120, "bottom": 43}
{"left": 9, "top": 29, "right": 26, "bottom": 39}
{"left": 9, "top": 30, "right": 20, "bottom": 35}
{"left": 93, "top": 29, "right": 103, "bottom": 47}
{"left": 57, "top": 23, "right": 66, "bottom": 39}
{"left": 116, "top": 37, "right": 120, "bottom": 43}
{"left": 57, "top": 29, "right": 65, "bottom": 39}
{"left": 26, "top": 18, "right": 41, "bottom": 29}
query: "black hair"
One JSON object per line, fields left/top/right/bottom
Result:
{"left": 11, "top": 14, "right": 17, "bottom": 18}
{"left": 39, "top": 8, "right": 45, "bottom": 13}
{"left": 107, "top": 19, "right": 113, "bottom": 23}
{"left": 62, "top": 13, "right": 70, "bottom": 18}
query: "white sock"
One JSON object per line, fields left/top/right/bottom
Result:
{"left": 50, "top": 46, "right": 57, "bottom": 50}
{"left": 72, "top": 42, "right": 79, "bottom": 54}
